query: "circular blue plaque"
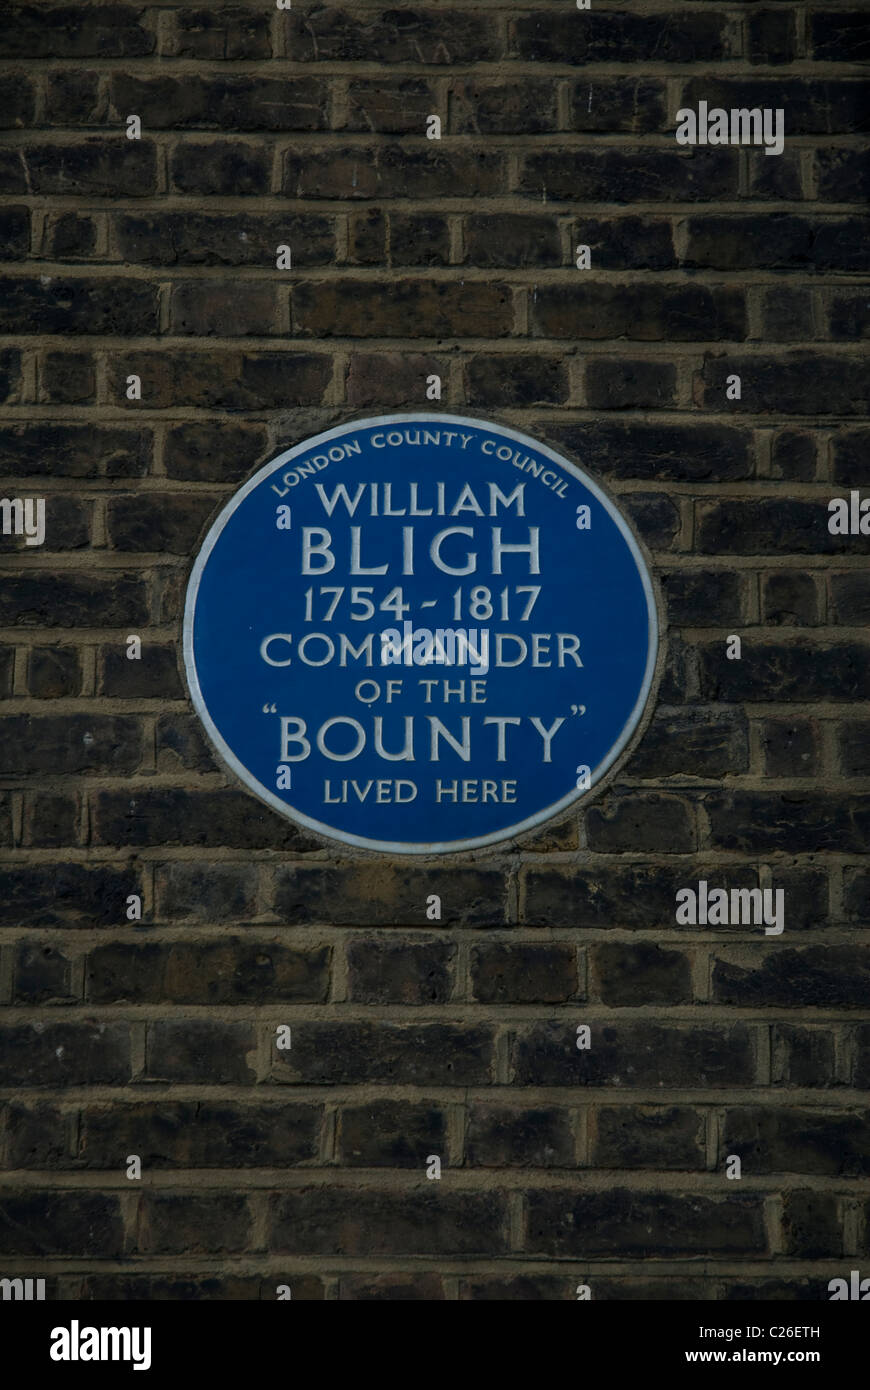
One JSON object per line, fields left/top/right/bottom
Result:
{"left": 183, "top": 415, "right": 659, "bottom": 853}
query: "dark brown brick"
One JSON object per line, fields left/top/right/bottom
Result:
{"left": 346, "top": 938, "right": 455, "bottom": 1004}
{"left": 87, "top": 941, "right": 329, "bottom": 1005}
{"left": 274, "top": 866, "right": 508, "bottom": 927}
{"left": 772, "top": 1025, "right": 837, "bottom": 1089}
{"left": 0, "top": 646, "right": 14, "bottom": 699}
{"left": 593, "top": 1106, "right": 706, "bottom": 1170}
{"left": 346, "top": 78, "right": 437, "bottom": 134}
{"left": 585, "top": 358, "right": 677, "bottom": 410}
{"left": 703, "top": 791, "right": 869, "bottom": 852}
{"left": 27, "top": 645, "right": 81, "bottom": 699}
{"left": 471, "top": 944, "right": 579, "bottom": 1005}
{"left": 339, "top": 1274, "right": 445, "bottom": 1300}
{"left": 853, "top": 1027, "right": 870, "bottom": 1089}
{"left": 292, "top": 279, "right": 513, "bottom": 339}
{"left": 451, "top": 80, "right": 557, "bottom": 135}
{"left": 771, "top": 431, "right": 817, "bottom": 482}
{"left": 464, "top": 214, "right": 560, "bottom": 269}
{"left": 762, "top": 572, "right": 820, "bottom": 626}
{"left": 511, "top": 13, "right": 737, "bottom": 63}
{"left": 337, "top": 1102, "right": 446, "bottom": 1167}
{"left": 722, "top": 1107, "right": 870, "bottom": 1176}
{"left": 523, "top": 864, "right": 676, "bottom": 930}
{"left": 831, "top": 571, "right": 870, "bottom": 623}
{"left": 93, "top": 788, "right": 318, "bottom": 851}
{"left": 512, "top": 1023, "right": 756, "bottom": 1088}
{"left": 146, "top": 1021, "right": 256, "bottom": 1084}
{"left": 465, "top": 1104, "right": 574, "bottom": 1168}
{"left": 699, "top": 642, "right": 870, "bottom": 702}
{"left": 345, "top": 352, "right": 445, "bottom": 408}
{"left": 285, "top": 10, "right": 500, "bottom": 64}
{"left": 0, "top": 1023, "right": 131, "bottom": 1086}
{"left": 163, "top": 422, "right": 268, "bottom": 483}
{"left": 169, "top": 140, "right": 271, "bottom": 197}
{"left": 0, "top": 276, "right": 159, "bottom": 335}
{"left": 40, "top": 350, "right": 96, "bottom": 404}
{"left": 569, "top": 79, "right": 667, "bottom": 133}
{"left": 21, "top": 790, "right": 80, "bottom": 848}
{"left": 624, "top": 492, "right": 681, "bottom": 551}
{"left": 519, "top": 150, "right": 739, "bottom": 204}
{"left": 268, "top": 1188, "right": 509, "bottom": 1255}
{"left": 585, "top": 792, "right": 696, "bottom": 853}
{"left": 79, "top": 1100, "right": 318, "bottom": 1167}
{"left": 0, "top": 569, "right": 151, "bottom": 629}
{"left": 0, "top": 149, "right": 27, "bottom": 194}
{"left": 592, "top": 943, "right": 693, "bottom": 1007}
{"left": 12, "top": 942, "right": 75, "bottom": 1004}
{"left": 783, "top": 1192, "right": 842, "bottom": 1259}
{"left": 465, "top": 354, "right": 569, "bottom": 407}
{"left": 761, "top": 719, "right": 821, "bottom": 778}
{"left": 526, "top": 1190, "right": 766, "bottom": 1256}
{"left": 747, "top": 8, "right": 798, "bottom": 65}
{"left": 698, "top": 352, "right": 870, "bottom": 416}
{"left": 98, "top": 643, "right": 183, "bottom": 698}
{"left": 115, "top": 211, "right": 334, "bottom": 267}
{"left": 45, "top": 69, "right": 101, "bottom": 124}
{"left": 106, "top": 494, "right": 217, "bottom": 554}
{"left": 0, "top": 1193, "right": 124, "bottom": 1256}
{"left": 681, "top": 77, "right": 868, "bottom": 135}
{"left": 155, "top": 862, "right": 258, "bottom": 921}
{"left": 2, "top": 1103, "right": 68, "bottom": 1168}
{"left": 1, "top": 6, "right": 153, "bottom": 57}
{"left": 684, "top": 215, "right": 867, "bottom": 273}
{"left": 0, "top": 864, "right": 139, "bottom": 930}
{"left": 170, "top": 281, "right": 279, "bottom": 336}
{"left": 0, "top": 207, "right": 29, "bottom": 260}
{"left": 137, "top": 1195, "right": 251, "bottom": 1254}
{"left": 713, "top": 946, "right": 870, "bottom": 1009}
{"left": 662, "top": 572, "right": 749, "bottom": 628}
{"left": 43, "top": 211, "right": 98, "bottom": 259}
{"left": 0, "top": 425, "right": 150, "bottom": 479}
{"left": 544, "top": 421, "right": 751, "bottom": 483}
{"left": 271, "top": 1023, "right": 495, "bottom": 1087}
{"left": 532, "top": 284, "right": 745, "bottom": 341}
{"left": 817, "top": 149, "right": 870, "bottom": 202}
{"left": 155, "top": 714, "right": 219, "bottom": 772}
{"left": 109, "top": 74, "right": 327, "bottom": 131}
{"left": 0, "top": 714, "right": 142, "bottom": 776}
{"left": 25, "top": 140, "right": 158, "bottom": 197}
{"left": 166, "top": 8, "right": 272, "bottom": 60}
{"left": 0, "top": 348, "right": 22, "bottom": 404}
{"left": 108, "top": 350, "right": 332, "bottom": 409}
{"left": 0, "top": 75, "right": 35, "bottom": 127}
{"left": 77, "top": 1274, "right": 322, "bottom": 1300}
{"left": 284, "top": 146, "right": 506, "bottom": 200}
{"left": 840, "top": 726, "right": 870, "bottom": 778}
{"left": 762, "top": 288, "right": 815, "bottom": 342}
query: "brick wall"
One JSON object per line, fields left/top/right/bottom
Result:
{"left": 0, "top": 0, "right": 868, "bottom": 1300}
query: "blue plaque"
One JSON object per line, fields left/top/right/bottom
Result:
{"left": 183, "top": 415, "right": 659, "bottom": 853}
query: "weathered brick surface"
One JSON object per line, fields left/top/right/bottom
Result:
{"left": 0, "top": 0, "right": 865, "bottom": 1305}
